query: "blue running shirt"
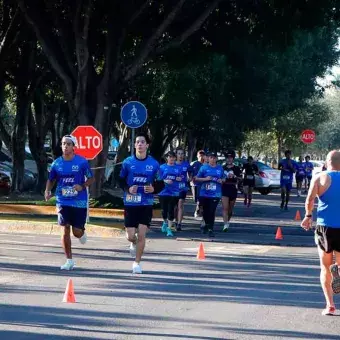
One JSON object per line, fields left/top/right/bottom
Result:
{"left": 279, "top": 159, "right": 297, "bottom": 184}
{"left": 158, "top": 163, "right": 181, "bottom": 197}
{"left": 119, "top": 155, "right": 160, "bottom": 206}
{"left": 176, "top": 161, "right": 191, "bottom": 192}
{"left": 49, "top": 155, "right": 93, "bottom": 208}
{"left": 197, "top": 164, "right": 225, "bottom": 198}
{"left": 304, "top": 161, "right": 314, "bottom": 177}
{"left": 296, "top": 162, "right": 306, "bottom": 177}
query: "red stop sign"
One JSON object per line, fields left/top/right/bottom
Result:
{"left": 71, "top": 125, "right": 103, "bottom": 160}
{"left": 301, "top": 129, "right": 316, "bottom": 144}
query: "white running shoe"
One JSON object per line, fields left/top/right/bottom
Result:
{"left": 79, "top": 232, "right": 87, "bottom": 245}
{"left": 129, "top": 242, "right": 137, "bottom": 258}
{"left": 132, "top": 262, "right": 142, "bottom": 274}
{"left": 223, "top": 222, "right": 230, "bottom": 232}
{"left": 60, "top": 259, "right": 75, "bottom": 271}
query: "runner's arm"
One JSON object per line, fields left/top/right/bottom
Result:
{"left": 305, "top": 175, "right": 319, "bottom": 216}
{"left": 45, "top": 179, "right": 55, "bottom": 192}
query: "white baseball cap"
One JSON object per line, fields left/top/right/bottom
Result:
{"left": 62, "top": 135, "right": 78, "bottom": 147}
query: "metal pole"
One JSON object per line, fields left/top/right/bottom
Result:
{"left": 131, "top": 128, "right": 135, "bottom": 156}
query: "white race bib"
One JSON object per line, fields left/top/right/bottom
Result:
{"left": 246, "top": 175, "right": 254, "bottom": 180}
{"left": 283, "top": 175, "right": 290, "bottom": 180}
{"left": 299, "top": 171, "right": 305, "bottom": 175}
{"left": 126, "top": 194, "right": 142, "bottom": 203}
{"left": 62, "top": 187, "right": 78, "bottom": 197}
{"left": 206, "top": 183, "right": 217, "bottom": 191}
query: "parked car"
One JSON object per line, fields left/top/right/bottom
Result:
{"left": 0, "top": 146, "right": 53, "bottom": 175}
{"left": 221, "top": 158, "right": 281, "bottom": 195}
{"left": 0, "top": 170, "right": 11, "bottom": 195}
{"left": 0, "top": 162, "right": 37, "bottom": 191}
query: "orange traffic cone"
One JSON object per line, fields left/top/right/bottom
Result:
{"left": 63, "top": 279, "right": 76, "bottom": 303}
{"left": 275, "top": 227, "right": 283, "bottom": 240}
{"left": 295, "top": 210, "right": 301, "bottom": 221}
{"left": 197, "top": 242, "right": 206, "bottom": 260}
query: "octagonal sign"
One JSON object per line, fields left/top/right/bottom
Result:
{"left": 71, "top": 125, "right": 103, "bottom": 160}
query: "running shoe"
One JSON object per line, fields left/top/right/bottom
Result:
{"left": 132, "top": 262, "right": 142, "bottom": 274}
{"left": 176, "top": 223, "right": 182, "bottom": 232}
{"left": 222, "top": 223, "right": 230, "bottom": 232}
{"left": 284, "top": 205, "right": 288, "bottom": 211}
{"left": 280, "top": 202, "right": 284, "bottom": 210}
{"left": 322, "top": 306, "right": 336, "bottom": 316}
{"left": 330, "top": 264, "right": 340, "bottom": 294}
{"left": 166, "top": 227, "right": 174, "bottom": 237}
{"left": 60, "top": 259, "right": 75, "bottom": 271}
{"left": 161, "top": 221, "right": 168, "bottom": 233}
{"left": 129, "top": 242, "right": 137, "bottom": 258}
{"left": 79, "top": 232, "right": 87, "bottom": 245}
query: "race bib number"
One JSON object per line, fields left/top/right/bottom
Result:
{"left": 206, "top": 183, "right": 217, "bottom": 191}
{"left": 299, "top": 171, "right": 305, "bottom": 175}
{"left": 62, "top": 187, "right": 78, "bottom": 197}
{"left": 179, "top": 182, "right": 186, "bottom": 189}
{"left": 246, "top": 175, "right": 254, "bottom": 180}
{"left": 126, "top": 194, "right": 142, "bottom": 203}
{"left": 283, "top": 175, "right": 291, "bottom": 180}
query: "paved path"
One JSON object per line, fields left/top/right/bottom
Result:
{"left": 0, "top": 230, "right": 340, "bottom": 339}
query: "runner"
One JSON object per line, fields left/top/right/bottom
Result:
{"left": 295, "top": 156, "right": 306, "bottom": 197}
{"left": 195, "top": 152, "right": 225, "bottom": 237}
{"left": 190, "top": 150, "right": 206, "bottom": 219}
{"left": 301, "top": 150, "right": 340, "bottom": 316}
{"left": 242, "top": 156, "right": 259, "bottom": 207}
{"left": 158, "top": 151, "right": 181, "bottom": 237}
{"left": 174, "top": 147, "right": 191, "bottom": 231}
{"left": 221, "top": 150, "right": 242, "bottom": 232}
{"left": 278, "top": 150, "right": 297, "bottom": 210}
{"left": 304, "top": 155, "right": 314, "bottom": 193}
{"left": 44, "top": 135, "right": 94, "bottom": 270}
{"left": 119, "top": 133, "right": 161, "bottom": 274}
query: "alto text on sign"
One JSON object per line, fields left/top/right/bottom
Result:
{"left": 71, "top": 125, "right": 103, "bottom": 160}
{"left": 301, "top": 129, "right": 316, "bottom": 144}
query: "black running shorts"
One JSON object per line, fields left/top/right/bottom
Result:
{"left": 222, "top": 184, "right": 238, "bottom": 201}
{"left": 315, "top": 225, "right": 340, "bottom": 253}
{"left": 124, "top": 206, "right": 153, "bottom": 228}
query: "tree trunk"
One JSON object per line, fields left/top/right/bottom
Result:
{"left": 28, "top": 93, "right": 49, "bottom": 193}
{"left": 12, "top": 91, "right": 29, "bottom": 192}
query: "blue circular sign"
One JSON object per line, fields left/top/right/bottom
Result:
{"left": 120, "top": 101, "right": 147, "bottom": 128}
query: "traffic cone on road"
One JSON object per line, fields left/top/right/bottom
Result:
{"left": 295, "top": 210, "right": 301, "bottom": 221}
{"left": 197, "top": 242, "right": 206, "bottom": 260}
{"left": 63, "top": 279, "right": 76, "bottom": 303}
{"left": 275, "top": 227, "right": 283, "bottom": 240}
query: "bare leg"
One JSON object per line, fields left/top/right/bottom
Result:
{"left": 248, "top": 187, "right": 253, "bottom": 205}
{"left": 62, "top": 225, "right": 72, "bottom": 259}
{"left": 228, "top": 200, "right": 236, "bottom": 221}
{"left": 136, "top": 225, "right": 148, "bottom": 263}
{"left": 126, "top": 227, "right": 137, "bottom": 245}
{"left": 280, "top": 187, "right": 286, "bottom": 208}
{"left": 72, "top": 227, "right": 84, "bottom": 239}
{"left": 243, "top": 186, "right": 249, "bottom": 205}
{"left": 221, "top": 196, "right": 229, "bottom": 224}
{"left": 318, "top": 247, "right": 334, "bottom": 308}
{"left": 177, "top": 199, "right": 185, "bottom": 224}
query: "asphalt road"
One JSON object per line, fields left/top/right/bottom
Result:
{"left": 1, "top": 191, "right": 340, "bottom": 340}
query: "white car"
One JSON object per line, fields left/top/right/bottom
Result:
{"left": 310, "top": 160, "right": 324, "bottom": 177}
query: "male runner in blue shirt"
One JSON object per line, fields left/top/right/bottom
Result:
{"left": 190, "top": 150, "right": 206, "bottom": 219}
{"left": 174, "top": 147, "right": 192, "bottom": 231}
{"left": 119, "top": 133, "right": 162, "bottom": 274}
{"left": 278, "top": 150, "right": 297, "bottom": 210}
{"left": 304, "top": 155, "right": 314, "bottom": 193}
{"left": 45, "top": 135, "right": 95, "bottom": 270}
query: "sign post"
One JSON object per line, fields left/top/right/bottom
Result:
{"left": 120, "top": 101, "right": 148, "bottom": 155}
{"left": 301, "top": 129, "right": 316, "bottom": 144}
{"left": 71, "top": 125, "right": 103, "bottom": 223}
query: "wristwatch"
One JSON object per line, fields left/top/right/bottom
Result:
{"left": 305, "top": 214, "right": 312, "bottom": 218}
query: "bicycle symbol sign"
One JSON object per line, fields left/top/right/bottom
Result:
{"left": 121, "top": 101, "right": 147, "bottom": 128}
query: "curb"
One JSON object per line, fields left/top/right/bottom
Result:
{"left": 0, "top": 219, "right": 124, "bottom": 237}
